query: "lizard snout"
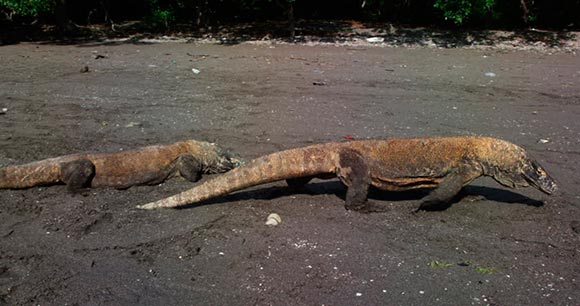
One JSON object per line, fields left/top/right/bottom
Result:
{"left": 523, "top": 160, "right": 557, "bottom": 195}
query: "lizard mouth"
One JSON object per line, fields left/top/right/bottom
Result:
{"left": 523, "top": 160, "right": 557, "bottom": 195}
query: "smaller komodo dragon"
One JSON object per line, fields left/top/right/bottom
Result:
{"left": 0, "top": 140, "right": 242, "bottom": 191}
{"left": 138, "top": 136, "right": 557, "bottom": 211}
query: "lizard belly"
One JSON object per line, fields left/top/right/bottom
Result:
{"left": 371, "top": 176, "right": 443, "bottom": 191}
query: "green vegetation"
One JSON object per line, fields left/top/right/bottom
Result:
{"left": 0, "top": 0, "right": 54, "bottom": 19}
{"left": 433, "top": 0, "right": 496, "bottom": 25}
{"left": 429, "top": 259, "right": 499, "bottom": 274}
{"left": 474, "top": 265, "right": 499, "bottom": 274}
{"left": 147, "top": 0, "right": 175, "bottom": 29}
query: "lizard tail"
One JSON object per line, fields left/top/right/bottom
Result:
{"left": 0, "top": 158, "right": 63, "bottom": 189}
{"left": 137, "top": 143, "right": 340, "bottom": 209}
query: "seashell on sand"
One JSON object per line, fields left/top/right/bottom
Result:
{"left": 265, "top": 213, "right": 282, "bottom": 226}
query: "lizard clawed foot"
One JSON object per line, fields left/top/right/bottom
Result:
{"left": 415, "top": 201, "right": 453, "bottom": 212}
{"left": 346, "top": 201, "right": 389, "bottom": 213}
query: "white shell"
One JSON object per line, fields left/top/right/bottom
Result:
{"left": 265, "top": 213, "right": 282, "bottom": 226}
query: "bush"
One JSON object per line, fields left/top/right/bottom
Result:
{"left": 0, "top": 0, "right": 55, "bottom": 19}
{"left": 433, "top": 0, "right": 497, "bottom": 25}
{"left": 146, "top": 0, "right": 176, "bottom": 29}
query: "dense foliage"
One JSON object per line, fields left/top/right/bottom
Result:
{"left": 0, "top": 0, "right": 54, "bottom": 19}
{"left": 433, "top": 0, "right": 496, "bottom": 25}
{"left": 0, "top": 0, "right": 578, "bottom": 29}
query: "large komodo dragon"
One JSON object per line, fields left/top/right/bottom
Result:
{"left": 0, "top": 140, "right": 242, "bottom": 190}
{"left": 138, "top": 136, "right": 557, "bottom": 211}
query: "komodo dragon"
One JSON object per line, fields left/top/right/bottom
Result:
{"left": 138, "top": 136, "right": 557, "bottom": 211}
{"left": 0, "top": 140, "right": 242, "bottom": 191}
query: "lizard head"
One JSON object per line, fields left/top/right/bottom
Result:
{"left": 203, "top": 147, "right": 244, "bottom": 174}
{"left": 520, "top": 158, "right": 557, "bottom": 194}
{"left": 481, "top": 139, "right": 557, "bottom": 195}
{"left": 211, "top": 151, "right": 244, "bottom": 173}
{"left": 186, "top": 140, "right": 244, "bottom": 174}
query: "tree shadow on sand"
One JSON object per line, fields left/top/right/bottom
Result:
{"left": 2, "top": 20, "right": 575, "bottom": 49}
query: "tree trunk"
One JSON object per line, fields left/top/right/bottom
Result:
{"left": 195, "top": 0, "right": 210, "bottom": 30}
{"left": 288, "top": 2, "right": 295, "bottom": 40}
{"left": 275, "top": 0, "right": 295, "bottom": 39}
{"left": 519, "top": 0, "right": 530, "bottom": 24}
{"left": 54, "top": 0, "right": 72, "bottom": 30}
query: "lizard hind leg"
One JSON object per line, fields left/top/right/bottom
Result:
{"left": 417, "top": 171, "right": 466, "bottom": 211}
{"left": 336, "top": 149, "right": 377, "bottom": 212}
{"left": 176, "top": 154, "right": 203, "bottom": 183}
{"left": 60, "top": 159, "right": 96, "bottom": 192}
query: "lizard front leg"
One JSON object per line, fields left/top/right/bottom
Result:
{"left": 336, "top": 148, "right": 383, "bottom": 213}
{"left": 131, "top": 154, "right": 202, "bottom": 187}
{"left": 176, "top": 154, "right": 203, "bottom": 183}
{"left": 417, "top": 168, "right": 480, "bottom": 211}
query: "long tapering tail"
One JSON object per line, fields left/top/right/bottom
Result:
{"left": 0, "top": 157, "right": 66, "bottom": 189}
{"left": 137, "top": 143, "right": 340, "bottom": 209}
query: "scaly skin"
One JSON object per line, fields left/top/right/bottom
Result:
{"left": 137, "top": 136, "right": 557, "bottom": 211}
{"left": 0, "top": 140, "right": 242, "bottom": 190}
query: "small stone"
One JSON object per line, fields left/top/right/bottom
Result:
{"left": 570, "top": 221, "right": 580, "bottom": 234}
{"left": 366, "top": 37, "right": 384, "bottom": 43}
